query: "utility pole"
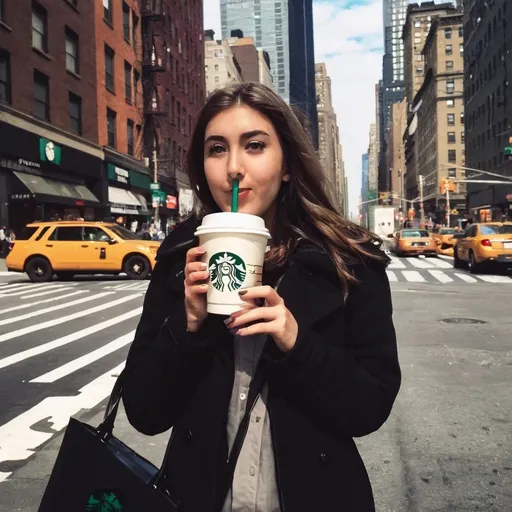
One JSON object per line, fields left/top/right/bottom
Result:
{"left": 419, "top": 174, "right": 425, "bottom": 227}
{"left": 446, "top": 182, "right": 451, "bottom": 227}
{"left": 152, "top": 149, "right": 159, "bottom": 228}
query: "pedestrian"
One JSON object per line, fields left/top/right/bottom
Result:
{"left": 122, "top": 82, "right": 401, "bottom": 512}
{"left": 0, "top": 225, "right": 6, "bottom": 257}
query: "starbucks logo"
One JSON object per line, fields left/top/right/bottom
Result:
{"left": 209, "top": 252, "right": 247, "bottom": 292}
{"left": 86, "top": 489, "right": 123, "bottom": 511}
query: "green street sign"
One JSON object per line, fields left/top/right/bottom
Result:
{"left": 150, "top": 183, "right": 160, "bottom": 191}
{"left": 504, "top": 146, "right": 512, "bottom": 156}
{"left": 151, "top": 191, "right": 166, "bottom": 203}
{"left": 368, "top": 190, "right": 377, "bottom": 200}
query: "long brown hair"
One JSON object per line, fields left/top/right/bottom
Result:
{"left": 187, "top": 82, "right": 386, "bottom": 298}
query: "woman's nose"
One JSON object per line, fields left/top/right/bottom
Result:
{"left": 227, "top": 152, "right": 245, "bottom": 181}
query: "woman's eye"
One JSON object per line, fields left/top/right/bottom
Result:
{"left": 209, "top": 145, "right": 225, "bottom": 155}
{"left": 247, "top": 141, "right": 265, "bottom": 151}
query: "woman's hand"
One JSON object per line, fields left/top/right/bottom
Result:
{"left": 184, "top": 247, "right": 209, "bottom": 332}
{"left": 225, "top": 286, "right": 298, "bottom": 353}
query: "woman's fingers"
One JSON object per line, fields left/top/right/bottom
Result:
{"left": 185, "top": 246, "right": 206, "bottom": 264}
{"left": 238, "top": 285, "right": 284, "bottom": 307}
{"left": 225, "top": 305, "right": 278, "bottom": 329}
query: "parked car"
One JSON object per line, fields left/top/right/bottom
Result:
{"left": 391, "top": 228, "right": 437, "bottom": 257}
{"left": 432, "top": 227, "right": 458, "bottom": 256}
{"left": 6, "top": 221, "right": 160, "bottom": 282}
{"left": 453, "top": 222, "right": 512, "bottom": 273}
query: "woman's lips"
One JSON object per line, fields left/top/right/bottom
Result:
{"left": 238, "top": 189, "right": 250, "bottom": 199}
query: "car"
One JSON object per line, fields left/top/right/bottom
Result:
{"left": 6, "top": 221, "right": 161, "bottom": 282}
{"left": 453, "top": 222, "right": 512, "bottom": 273}
{"left": 392, "top": 228, "right": 437, "bottom": 257}
{"left": 432, "top": 227, "right": 458, "bottom": 256}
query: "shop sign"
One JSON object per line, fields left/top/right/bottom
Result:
{"left": 152, "top": 191, "right": 166, "bottom": 207}
{"left": 166, "top": 195, "right": 177, "bottom": 209}
{"left": 113, "top": 166, "right": 129, "bottom": 184}
{"left": 10, "top": 193, "right": 33, "bottom": 200}
{"left": 39, "top": 138, "right": 62, "bottom": 165}
{"left": 0, "top": 157, "right": 42, "bottom": 174}
{"left": 150, "top": 183, "right": 160, "bottom": 191}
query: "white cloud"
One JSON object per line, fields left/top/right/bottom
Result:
{"left": 202, "top": 0, "right": 383, "bottom": 217}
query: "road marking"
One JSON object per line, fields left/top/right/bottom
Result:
{"left": 407, "top": 258, "right": 433, "bottom": 269}
{"left": 0, "top": 292, "right": 114, "bottom": 327}
{"left": 387, "top": 256, "right": 406, "bottom": 269}
{"left": 402, "top": 271, "right": 426, "bottom": 283}
{"left": 0, "top": 307, "right": 142, "bottom": 369}
{"left": 455, "top": 273, "right": 477, "bottom": 283}
{"left": 0, "top": 294, "right": 142, "bottom": 344}
{"left": 476, "top": 275, "right": 512, "bottom": 283}
{"left": 31, "top": 331, "right": 136, "bottom": 383}
{"left": 0, "top": 282, "right": 43, "bottom": 293}
{"left": 438, "top": 255, "right": 454, "bottom": 261}
{"left": 0, "top": 283, "right": 79, "bottom": 298}
{"left": 0, "top": 362, "right": 125, "bottom": 483}
{"left": 0, "top": 290, "right": 87, "bottom": 315}
{"left": 427, "top": 258, "right": 453, "bottom": 269}
{"left": 386, "top": 270, "right": 398, "bottom": 282}
{"left": 428, "top": 270, "right": 453, "bottom": 283}
{"left": 19, "top": 286, "right": 81, "bottom": 299}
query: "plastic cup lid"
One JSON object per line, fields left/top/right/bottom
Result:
{"left": 195, "top": 212, "right": 271, "bottom": 238}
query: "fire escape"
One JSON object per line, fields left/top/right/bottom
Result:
{"left": 141, "top": 0, "right": 171, "bottom": 178}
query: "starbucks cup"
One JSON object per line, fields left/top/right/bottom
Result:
{"left": 194, "top": 212, "right": 271, "bottom": 316}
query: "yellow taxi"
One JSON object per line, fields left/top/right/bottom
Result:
{"left": 392, "top": 228, "right": 437, "bottom": 257}
{"left": 453, "top": 222, "right": 512, "bottom": 273}
{"left": 432, "top": 227, "right": 458, "bottom": 256}
{"left": 6, "top": 221, "right": 160, "bottom": 282}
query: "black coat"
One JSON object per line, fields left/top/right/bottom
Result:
{"left": 122, "top": 215, "right": 401, "bottom": 512}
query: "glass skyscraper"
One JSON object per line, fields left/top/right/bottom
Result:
{"left": 220, "top": 0, "right": 290, "bottom": 101}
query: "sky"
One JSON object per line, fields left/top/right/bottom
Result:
{"left": 202, "top": 0, "right": 384, "bottom": 218}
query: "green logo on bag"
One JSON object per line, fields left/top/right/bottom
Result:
{"left": 209, "top": 252, "right": 247, "bottom": 292}
{"left": 86, "top": 489, "right": 123, "bottom": 511}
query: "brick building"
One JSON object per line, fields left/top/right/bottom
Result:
{"left": 0, "top": 0, "right": 105, "bottom": 230}
{"left": 141, "top": 0, "right": 205, "bottom": 220}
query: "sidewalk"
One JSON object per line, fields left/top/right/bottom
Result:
{"left": 0, "top": 403, "right": 172, "bottom": 512}
{"left": 0, "top": 258, "right": 7, "bottom": 273}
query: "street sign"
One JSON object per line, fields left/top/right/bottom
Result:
{"left": 504, "top": 146, "right": 512, "bottom": 156}
{"left": 368, "top": 191, "right": 377, "bottom": 200}
{"left": 150, "top": 183, "right": 160, "bottom": 191}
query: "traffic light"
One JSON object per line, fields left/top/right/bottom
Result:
{"left": 440, "top": 179, "right": 447, "bottom": 194}
{"left": 449, "top": 180, "right": 456, "bottom": 192}
{"left": 440, "top": 179, "right": 456, "bottom": 194}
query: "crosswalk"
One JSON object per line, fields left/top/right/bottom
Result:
{"left": 386, "top": 255, "right": 512, "bottom": 284}
{"left": 0, "top": 278, "right": 146, "bottom": 484}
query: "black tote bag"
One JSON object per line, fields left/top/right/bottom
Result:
{"left": 38, "top": 371, "right": 180, "bottom": 511}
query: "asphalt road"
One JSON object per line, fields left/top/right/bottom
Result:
{"left": 0, "top": 266, "right": 511, "bottom": 511}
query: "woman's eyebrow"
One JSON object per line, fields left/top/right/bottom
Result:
{"left": 204, "top": 130, "right": 270, "bottom": 145}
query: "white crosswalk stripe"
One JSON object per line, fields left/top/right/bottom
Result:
{"left": 402, "top": 270, "right": 426, "bottom": 283}
{"left": 428, "top": 270, "right": 453, "bottom": 283}
{"left": 454, "top": 273, "right": 477, "bottom": 283}
{"left": 386, "top": 270, "right": 398, "bottom": 282}
{"left": 0, "top": 278, "right": 146, "bottom": 483}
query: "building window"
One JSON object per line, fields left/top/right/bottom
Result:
{"left": 448, "top": 113, "right": 455, "bottom": 125}
{"left": 446, "top": 79, "right": 455, "bottom": 94}
{"left": 127, "top": 119, "right": 134, "bottom": 155}
{"left": 0, "top": 0, "right": 4, "bottom": 22}
{"left": 445, "top": 44, "right": 453, "bottom": 55}
{"left": 448, "top": 149, "right": 456, "bottom": 162}
{"left": 133, "top": 69, "right": 140, "bottom": 106}
{"left": 33, "top": 70, "right": 49, "bottom": 121}
{"left": 460, "top": 44, "right": 464, "bottom": 55}
{"left": 460, "top": 112, "right": 464, "bottom": 124}
{"left": 104, "top": 0, "right": 113, "bottom": 24}
{"left": 65, "top": 28, "right": 79, "bottom": 74}
{"left": 0, "top": 50, "right": 11, "bottom": 104}
{"left": 446, "top": 60, "right": 454, "bottom": 70}
{"left": 414, "top": 20, "right": 421, "bottom": 28}
{"left": 106, "top": 108, "right": 116, "bottom": 148}
{"left": 32, "top": 2, "right": 48, "bottom": 53}
{"left": 448, "top": 132, "right": 456, "bottom": 144}
{"left": 132, "top": 15, "right": 138, "bottom": 51}
{"left": 122, "top": 2, "right": 130, "bottom": 42}
{"left": 461, "top": 131, "right": 465, "bottom": 143}
{"left": 448, "top": 168, "right": 456, "bottom": 178}
{"left": 447, "top": 99, "right": 454, "bottom": 107}
{"left": 105, "top": 45, "right": 115, "bottom": 91}
{"left": 124, "top": 61, "right": 132, "bottom": 102}
{"left": 69, "top": 92, "right": 82, "bottom": 135}
{"left": 444, "top": 28, "right": 452, "bottom": 39}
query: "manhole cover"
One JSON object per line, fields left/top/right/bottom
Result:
{"left": 440, "top": 318, "right": 487, "bottom": 325}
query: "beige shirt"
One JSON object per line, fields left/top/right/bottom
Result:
{"left": 222, "top": 334, "right": 281, "bottom": 512}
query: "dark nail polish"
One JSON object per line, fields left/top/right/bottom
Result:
{"left": 238, "top": 290, "right": 247, "bottom": 296}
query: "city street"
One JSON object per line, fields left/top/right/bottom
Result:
{"left": 0, "top": 265, "right": 511, "bottom": 511}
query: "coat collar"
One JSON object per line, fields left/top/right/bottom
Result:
{"left": 155, "top": 214, "right": 200, "bottom": 262}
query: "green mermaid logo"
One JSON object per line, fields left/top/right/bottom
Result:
{"left": 86, "top": 489, "right": 123, "bottom": 511}
{"left": 209, "top": 252, "right": 247, "bottom": 292}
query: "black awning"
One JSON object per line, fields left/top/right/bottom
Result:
{"left": 12, "top": 171, "right": 100, "bottom": 205}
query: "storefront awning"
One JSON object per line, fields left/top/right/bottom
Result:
{"left": 133, "top": 193, "right": 150, "bottom": 214}
{"left": 13, "top": 171, "right": 99, "bottom": 203}
{"left": 108, "top": 186, "right": 144, "bottom": 215}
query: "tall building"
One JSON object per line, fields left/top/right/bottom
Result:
{"left": 464, "top": 0, "right": 512, "bottom": 220}
{"left": 204, "top": 31, "right": 243, "bottom": 96}
{"left": 404, "top": 13, "right": 466, "bottom": 226}
{"left": 315, "top": 63, "right": 338, "bottom": 205}
{"left": 361, "top": 153, "right": 369, "bottom": 224}
{"left": 221, "top": 0, "right": 318, "bottom": 146}
{"left": 0, "top": 0, "right": 105, "bottom": 230}
{"left": 403, "top": 2, "right": 458, "bottom": 107}
{"left": 221, "top": 0, "right": 289, "bottom": 99}
{"left": 368, "top": 124, "right": 379, "bottom": 197}
{"left": 141, "top": 0, "right": 206, "bottom": 221}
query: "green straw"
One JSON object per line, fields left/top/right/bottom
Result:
{"left": 231, "top": 179, "right": 239, "bottom": 212}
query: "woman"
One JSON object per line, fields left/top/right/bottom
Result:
{"left": 123, "top": 82, "right": 401, "bottom": 511}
